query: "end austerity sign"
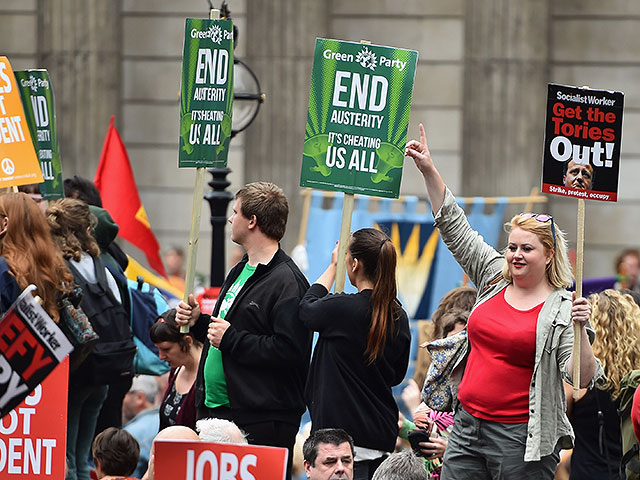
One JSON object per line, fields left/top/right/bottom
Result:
{"left": 14, "top": 70, "right": 64, "bottom": 199}
{"left": 300, "top": 38, "right": 418, "bottom": 198}
{"left": 178, "top": 18, "right": 234, "bottom": 168}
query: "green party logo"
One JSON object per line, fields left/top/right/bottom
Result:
{"left": 355, "top": 46, "right": 377, "bottom": 71}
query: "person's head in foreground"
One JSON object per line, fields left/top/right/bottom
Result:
{"left": 303, "top": 428, "right": 354, "bottom": 480}
{"left": 502, "top": 213, "right": 573, "bottom": 289}
{"left": 196, "top": 418, "right": 247, "bottom": 444}
{"left": 563, "top": 159, "right": 594, "bottom": 190}
{"left": 144, "top": 425, "right": 200, "bottom": 480}
{"left": 92, "top": 427, "right": 140, "bottom": 479}
{"left": 371, "top": 450, "right": 428, "bottom": 480}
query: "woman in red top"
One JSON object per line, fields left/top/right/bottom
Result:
{"left": 406, "top": 124, "right": 600, "bottom": 479}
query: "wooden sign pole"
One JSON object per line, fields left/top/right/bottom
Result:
{"left": 572, "top": 198, "right": 585, "bottom": 399}
{"left": 334, "top": 39, "right": 371, "bottom": 293}
{"left": 181, "top": 8, "right": 220, "bottom": 333}
{"left": 334, "top": 193, "right": 355, "bottom": 293}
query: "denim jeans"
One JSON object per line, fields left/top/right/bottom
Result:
{"left": 66, "top": 383, "right": 108, "bottom": 480}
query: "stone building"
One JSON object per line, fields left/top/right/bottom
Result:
{"left": 1, "top": 0, "right": 638, "bottom": 282}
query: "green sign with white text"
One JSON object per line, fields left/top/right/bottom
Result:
{"left": 14, "top": 70, "right": 63, "bottom": 199}
{"left": 300, "top": 38, "right": 418, "bottom": 198}
{"left": 179, "top": 18, "right": 234, "bottom": 168}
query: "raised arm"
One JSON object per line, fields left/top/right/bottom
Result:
{"left": 406, "top": 123, "right": 503, "bottom": 288}
{"left": 405, "top": 123, "right": 446, "bottom": 214}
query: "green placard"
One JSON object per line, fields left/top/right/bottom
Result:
{"left": 179, "top": 18, "right": 234, "bottom": 168}
{"left": 300, "top": 38, "right": 418, "bottom": 198}
{"left": 14, "top": 70, "right": 63, "bottom": 199}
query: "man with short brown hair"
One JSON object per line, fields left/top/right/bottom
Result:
{"left": 177, "top": 182, "right": 312, "bottom": 480}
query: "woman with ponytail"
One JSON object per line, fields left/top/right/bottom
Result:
{"left": 299, "top": 228, "right": 411, "bottom": 480}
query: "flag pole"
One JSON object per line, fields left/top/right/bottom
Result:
{"left": 181, "top": 7, "right": 220, "bottom": 334}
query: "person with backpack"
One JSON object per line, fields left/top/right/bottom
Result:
{"left": 567, "top": 289, "right": 640, "bottom": 479}
{"left": 47, "top": 198, "right": 136, "bottom": 480}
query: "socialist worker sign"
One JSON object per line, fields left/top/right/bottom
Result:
{"left": 542, "top": 83, "right": 624, "bottom": 202}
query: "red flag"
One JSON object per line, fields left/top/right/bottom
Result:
{"left": 94, "top": 116, "right": 167, "bottom": 277}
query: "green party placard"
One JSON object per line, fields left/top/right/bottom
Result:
{"left": 14, "top": 70, "right": 63, "bottom": 199}
{"left": 178, "top": 18, "right": 234, "bottom": 168}
{"left": 300, "top": 38, "right": 418, "bottom": 198}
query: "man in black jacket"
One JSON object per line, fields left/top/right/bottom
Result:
{"left": 177, "top": 182, "right": 311, "bottom": 480}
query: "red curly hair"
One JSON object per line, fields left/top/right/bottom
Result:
{"left": 0, "top": 193, "right": 73, "bottom": 322}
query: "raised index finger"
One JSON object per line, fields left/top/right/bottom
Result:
{"left": 419, "top": 123, "right": 427, "bottom": 147}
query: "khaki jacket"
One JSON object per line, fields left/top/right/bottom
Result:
{"left": 434, "top": 187, "right": 603, "bottom": 461}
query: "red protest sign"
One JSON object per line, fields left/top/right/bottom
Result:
{"left": 0, "top": 286, "right": 73, "bottom": 418}
{"left": 542, "top": 83, "right": 624, "bottom": 202}
{"left": 154, "top": 439, "right": 288, "bottom": 480}
{"left": 0, "top": 358, "right": 68, "bottom": 477}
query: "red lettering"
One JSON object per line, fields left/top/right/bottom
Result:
{"left": 605, "top": 112, "right": 616, "bottom": 123}
{"left": 0, "top": 313, "right": 22, "bottom": 352}
{"left": 588, "top": 126, "right": 602, "bottom": 141}
{"left": 552, "top": 102, "right": 565, "bottom": 117}
{"left": 602, "top": 128, "right": 615, "bottom": 142}
{"left": 4, "top": 328, "right": 37, "bottom": 360}
{"left": 551, "top": 117, "right": 564, "bottom": 134}
{"left": 21, "top": 343, "right": 53, "bottom": 381}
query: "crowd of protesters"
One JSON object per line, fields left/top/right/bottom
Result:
{"left": 3, "top": 123, "right": 640, "bottom": 480}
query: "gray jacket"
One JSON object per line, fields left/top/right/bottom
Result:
{"left": 434, "top": 187, "right": 603, "bottom": 461}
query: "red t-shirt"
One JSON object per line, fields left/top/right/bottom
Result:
{"left": 632, "top": 386, "right": 640, "bottom": 449}
{"left": 458, "top": 289, "right": 542, "bottom": 423}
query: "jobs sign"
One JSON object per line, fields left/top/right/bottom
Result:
{"left": 154, "top": 440, "right": 287, "bottom": 480}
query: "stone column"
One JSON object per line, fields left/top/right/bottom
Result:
{"left": 462, "top": 0, "right": 550, "bottom": 197}
{"left": 37, "top": 0, "right": 122, "bottom": 179}
{"left": 243, "top": 0, "right": 329, "bottom": 251}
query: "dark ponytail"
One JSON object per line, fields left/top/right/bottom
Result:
{"left": 348, "top": 228, "right": 400, "bottom": 364}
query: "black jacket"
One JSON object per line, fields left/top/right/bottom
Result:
{"left": 193, "top": 248, "right": 312, "bottom": 426}
{"left": 299, "top": 284, "right": 411, "bottom": 452}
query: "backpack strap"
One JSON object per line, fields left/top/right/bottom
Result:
{"left": 621, "top": 443, "right": 640, "bottom": 475}
{"left": 91, "top": 255, "right": 110, "bottom": 292}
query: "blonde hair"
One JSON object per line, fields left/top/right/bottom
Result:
{"left": 502, "top": 214, "right": 573, "bottom": 288}
{"left": 588, "top": 289, "right": 640, "bottom": 399}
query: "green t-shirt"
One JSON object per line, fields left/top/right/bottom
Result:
{"left": 204, "top": 263, "right": 256, "bottom": 408}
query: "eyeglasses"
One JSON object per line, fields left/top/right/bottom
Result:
{"left": 519, "top": 213, "right": 556, "bottom": 249}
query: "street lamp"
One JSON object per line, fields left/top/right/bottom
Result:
{"left": 205, "top": 4, "right": 265, "bottom": 288}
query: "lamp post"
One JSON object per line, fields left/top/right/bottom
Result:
{"left": 205, "top": 54, "right": 265, "bottom": 287}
